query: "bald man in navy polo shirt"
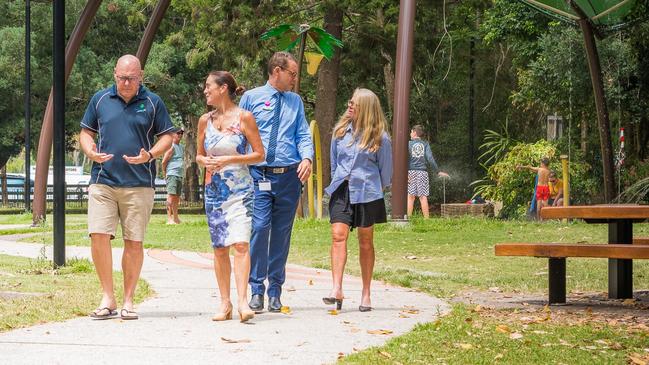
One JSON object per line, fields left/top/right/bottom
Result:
{"left": 79, "top": 55, "right": 174, "bottom": 320}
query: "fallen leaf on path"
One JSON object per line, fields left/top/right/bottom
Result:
{"left": 286, "top": 286, "right": 296, "bottom": 292}
{"left": 308, "top": 279, "right": 313, "bottom": 285}
{"left": 350, "top": 327, "right": 361, "bottom": 333}
{"left": 367, "top": 329, "right": 393, "bottom": 335}
{"left": 401, "top": 308, "right": 419, "bottom": 315}
{"left": 623, "top": 298, "right": 637, "bottom": 305}
{"left": 337, "top": 352, "right": 345, "bottom": 359}
{"left": 328, "top": 309, "right": 339, "bottom": 315}
{"left": 280, "top": 306, "right": 291, "bottom": 314}
{"left": 489, "top": 287, "right": 501, "bottom": 293}
{"left": 221, "top": 337, "right": 251, "bottom": 344}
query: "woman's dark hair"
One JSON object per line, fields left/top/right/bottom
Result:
{"left": 208, "top": 71, "right": 245, "bottom": 100}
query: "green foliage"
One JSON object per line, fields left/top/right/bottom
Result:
{"left": 474, "top": 140, "right": 592, "bottom": 217}
{"left": 474, "top": 140, "right": 555, "bottom": 217}
{"left": 478, "top": 125, "right": 519, "bottom": 166}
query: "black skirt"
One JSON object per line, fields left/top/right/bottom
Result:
{"left": 329, "top": 181, "right": 387, "bottom": 229}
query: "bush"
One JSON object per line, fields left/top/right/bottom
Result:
{"left": 474, "top": 140, "right": 596, "bottom": 218}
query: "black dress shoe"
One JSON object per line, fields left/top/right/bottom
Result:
{"left": 249, "top": 294, "right": 264, "bottom": 313}
{"left": 268, "top": 296, "right": 282, "bottom": 312}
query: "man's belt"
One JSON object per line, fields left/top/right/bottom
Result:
{"left": 257, "top": 164, "right": 299, "bottom": 174}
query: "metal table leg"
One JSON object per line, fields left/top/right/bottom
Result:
{"left": 608, "top": 219, "right": 633, "bottom": 299}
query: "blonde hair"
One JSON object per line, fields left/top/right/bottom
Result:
{"left": 332, "top": 88, "right": 389, "bottom": 152}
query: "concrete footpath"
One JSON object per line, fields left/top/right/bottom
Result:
{"left": 0, "top": 236, "right": 449, "bottom": 365}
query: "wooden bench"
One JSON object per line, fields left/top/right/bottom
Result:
{"left": 495, "top": 242, "right": 649, "bottom": 304}
{"left": 634, "top": 237, "right": 649, "bottom": 245}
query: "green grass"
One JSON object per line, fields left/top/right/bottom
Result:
{"left": 2, "top": 213, "right": 648, "bottom": 363}
{"left": 10, "top": 214, "right": 649, "bottom": 297}
{"left": 339, "top": 305, "right": 649, "bottom": 364}
{"left": 0, "top": 254, "right": 152, "bottom": 332}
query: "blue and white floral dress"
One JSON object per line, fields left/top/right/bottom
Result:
{"left": 204, "top": 110, "right": 254, "bottom": 248}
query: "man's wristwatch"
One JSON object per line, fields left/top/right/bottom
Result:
{"left": 147, "top": 151, "right": 154, "bottom": 162}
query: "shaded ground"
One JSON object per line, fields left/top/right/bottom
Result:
{"left": 452, "top": 289, "right": 649, "bottom": 334}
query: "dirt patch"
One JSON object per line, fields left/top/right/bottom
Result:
{"left": 452, "top": 289, "right": 649, "bottom": 331}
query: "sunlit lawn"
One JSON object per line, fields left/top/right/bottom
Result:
{"left": 0, "top": 254, "right": 151, "bottom": 333}
{"left": 2, "top": 213, "right": 648, "bottom": 363}
{"left": 8, "top": 214, "right": 649, "bottom": 297}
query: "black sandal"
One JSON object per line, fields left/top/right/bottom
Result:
{"left": 89, "top": 307, "right": 118, "bottom": 320}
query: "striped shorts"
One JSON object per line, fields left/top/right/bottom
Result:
{"left": 407, "top": 170, "right": 430, "bottom": 196}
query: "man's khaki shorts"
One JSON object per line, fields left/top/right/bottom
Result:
{"left": 88, "top": 184, "right": 155, "bottom": 242}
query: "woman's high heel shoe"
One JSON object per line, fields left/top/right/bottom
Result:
{"left": 238, "top": 308, "right": 255, "bottom": 323}
{"left": 322, "top": 297, "right": 343, "bottom": 310}
{"left": 212, "top": 303, "right": 233, "bottom": 321}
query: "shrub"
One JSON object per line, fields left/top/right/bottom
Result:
{"left": 474, "top": 140, "right": 596, "bottom": 218}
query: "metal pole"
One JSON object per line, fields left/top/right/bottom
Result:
{"left": 390, "top": 0, "right": 416, "bottom": 221}
{"left": 53, "top": 0, "right": 65, "bottom": 267}
{"left": 24, "top": 0, "right": 31, "bottom": 212}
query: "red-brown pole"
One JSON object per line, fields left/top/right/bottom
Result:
{"left": 391, "top": 0, "right": 416, "bottom": 220}
{"left": 136, "top": 0, "right": 171, "bottom": 67}
{"left": 32, "top": 0, "right": 103, "bottom": 224}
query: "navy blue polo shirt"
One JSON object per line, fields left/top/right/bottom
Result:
{"left": 80, "top": 85, "right": 174, "bottom": 188}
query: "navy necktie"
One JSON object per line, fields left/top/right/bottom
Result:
{"left": 266, "top": 93, "right": 282, "bottom": 164}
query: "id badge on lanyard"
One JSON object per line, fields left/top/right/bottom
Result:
{"left": 259, "top": 180, "right": 271, "bottom": 191}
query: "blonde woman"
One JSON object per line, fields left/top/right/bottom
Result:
{"left": 323, "top": 88, "right": 393, "bottom": 312}
{"left": 196, "top": 71, "right": 264, "bottom": 322}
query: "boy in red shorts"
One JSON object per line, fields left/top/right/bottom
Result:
{"left": 518, "top": 157, "right": 551, "bottom": 220}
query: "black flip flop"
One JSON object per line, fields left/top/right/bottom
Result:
{"left": 89, "top": 307, "right": 118, "bottom": 320}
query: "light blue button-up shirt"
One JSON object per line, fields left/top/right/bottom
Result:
{"left": 239, "top": 82, "right": 314, "bottom": 167}
{"left": 325, "top": 125, "right": 393, "bottom": 204}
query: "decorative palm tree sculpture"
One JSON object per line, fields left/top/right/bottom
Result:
{"left": 260, "top": 23, "right": 343, "bottom": 93}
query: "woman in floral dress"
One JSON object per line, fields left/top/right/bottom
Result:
{"left": 196, "top": 71, "right": 264, "bottom": 322}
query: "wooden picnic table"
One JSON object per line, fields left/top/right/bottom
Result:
{"left": 541, "top": 204, "right": 649, "bottom": 299}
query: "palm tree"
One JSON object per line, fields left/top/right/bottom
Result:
{"left": 260, "top": 23, "right": 343, "bottom": 93}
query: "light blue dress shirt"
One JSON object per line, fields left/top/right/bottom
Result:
{"left": 325, "top": 125, "right": 393, "bottom": 204}
{"left": 239, "top": 82, "right": 314, "bottom": 167}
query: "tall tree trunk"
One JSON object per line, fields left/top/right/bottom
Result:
{"left": 314, "top": 5, "right": 343, "bottom": 189}
{"left": 468, "top": 36, "right": 476, "bottom": 182}
{"left": 1, "top": 166, "right": 7, "bottom": 207}
{"left": 382, "top": 49, "right": 395, "bottom": 115}
{"left": 580, "top": 112, "right": 588, "bottom": 154}
{"left": 182, "top": 114, "right": 200, "bottom": 202}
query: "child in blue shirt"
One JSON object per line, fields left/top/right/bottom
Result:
{"left": 407, "top": 125, "right": 448, "bottom": 218}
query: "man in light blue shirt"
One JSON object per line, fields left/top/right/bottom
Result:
{"left": 239, "top": 51, "right": 314, "bottom": 312}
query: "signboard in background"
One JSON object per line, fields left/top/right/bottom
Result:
{"left": 30, "top": 165, "right": 91, "bottom": 185}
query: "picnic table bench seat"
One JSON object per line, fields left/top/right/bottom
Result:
{"left": 495, "top": 242, "right": 649, "bottom": 304}
{"left": 634, "top": 237, "right": 649, "bottom": 245}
